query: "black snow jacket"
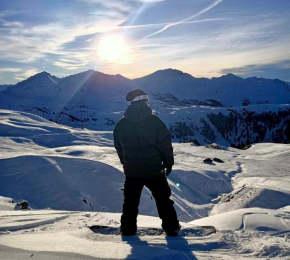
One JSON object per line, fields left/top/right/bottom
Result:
{"left": 113, "top": 100, "right": 174, "bottom": 177}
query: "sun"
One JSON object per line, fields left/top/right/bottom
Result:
{"left": 97, "top": 35, "right": 131, "bottom": 63}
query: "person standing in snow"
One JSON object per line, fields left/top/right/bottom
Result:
{"left": 113, "top": 89, "right": 180, "bottom": 236}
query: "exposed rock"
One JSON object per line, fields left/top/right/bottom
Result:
{"left": 242, "top": 144, "right": 252, "bottom": 150}
{"left": 203, "top": 158, "right": 213, "bottom": 164}
{"left": 189, "top": 139, "right": 201, "bottom": 146}
{"left": 213, "top": 158, "right": 224, "bottom": 163}
{"left": 16, "top": 200, "right": 30, "bottom": 210}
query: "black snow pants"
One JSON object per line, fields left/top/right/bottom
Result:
{"left": 121, "top": 174, "right": 180, "bottom": 234}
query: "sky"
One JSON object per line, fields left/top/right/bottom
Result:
{"left": 0, "top": 0, "right": 290, "bottom": 84}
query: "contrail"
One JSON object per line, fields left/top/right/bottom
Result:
{"left": 140, "top": 0, "right": 224, "bottom": 41}
{"left": 116, "top": 17, "right": 228, "bottom": 30}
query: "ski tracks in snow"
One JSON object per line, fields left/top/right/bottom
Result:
{"left": 0, "top": 211, "right": 75, "bottom": 232}
{"left": 240, "top": 211, "right": 268, "bottom": 230}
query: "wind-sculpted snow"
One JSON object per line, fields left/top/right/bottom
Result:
{"left": 191, "top": 208, "right": 290, "bottom": 235}
{"left": 210, "top": 143, "right": 290, "bottom": 216}
{"left": 0, "top": 210, "right": 289, "bottom": 259}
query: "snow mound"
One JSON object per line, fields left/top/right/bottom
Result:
{"left": 0, "top": 196, "right": 14, "bottom": 211}
{"left": 191, "top": 207, "right": 290, "bottom": 236}
{"left": 211, "top": 143, "right": 290, "bottom": 215}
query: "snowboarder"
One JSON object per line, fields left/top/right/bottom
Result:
{"left": 113, "top": 89, "right": 180, "bottom": 236}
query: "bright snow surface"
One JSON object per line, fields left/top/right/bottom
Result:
{"left": 0, "top": 109, "right": 290, "bottom": 259}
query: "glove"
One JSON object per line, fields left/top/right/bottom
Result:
{"left": 162, "top": 164, "right": 172, "bottom": 176}
{"left": 165, "top": 166, "right": 172, "bottom": 176}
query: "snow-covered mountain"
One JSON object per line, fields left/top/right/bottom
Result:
{"left": 0, "top": 109, "right": 290, "bottom": 259}
{"left": 0, "top": 69, "right": 290, "bottom": 147}
{"left": 134, "top": 69, "right": 290, "bottom": 106}
{"left": 0, "top": 84, "right": 11, "bottom": 91}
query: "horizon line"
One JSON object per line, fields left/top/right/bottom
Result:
{"left": 5, "top": 68, "right": 289, "bottom": 85}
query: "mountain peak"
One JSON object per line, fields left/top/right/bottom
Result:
{"left": 158, "top": 68, "right": 185, "bottom": 75}
{"left": 40, "top": 71, "right": 50, "bottom": 75}
{"left": 215, "top": 73, "right": 243, "bottom": 81}
{"left": 33, "top": 71, "right": 52, "bottom": 77}
{"left": 14, "top": 71, "right": 60, "bottom": 87}
{"left": 147, "top": 68, "right": 193, "bottom": 78}
{"left": 224, "top": 73, "right": 241, "bottom": 78}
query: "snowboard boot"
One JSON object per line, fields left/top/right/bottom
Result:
{"left": 121, "top": 230, "right": 136, "bottom": 236}
{"left": 120, "top": 226, "right": 136, "bottom": 236}
{"left": 165, "top": 225, "right": 181, "bottom": 237}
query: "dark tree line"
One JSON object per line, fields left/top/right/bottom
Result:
{"left": 208, "top": 108, "right": 290, "bottom": 148}
{"left": 169, "top": 122, "right": 198, "bottom": 142}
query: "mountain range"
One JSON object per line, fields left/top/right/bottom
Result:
{"left": 0, "top": 69, "right": 289, "bottom": 147}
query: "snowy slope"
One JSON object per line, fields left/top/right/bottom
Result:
{"left": 0, "top": 84, "right": 11, "bottom": 91}
{"left": 0, "top": 208, "right": 289, "bottom": 259}
{"left": 134, "top": 69, "right": 290, "bottom": 106}
{"left": 0, "top": 109, "right": 235, "bottom": 221}
{"left": 211, "top": 143, "right": 290, "bottom": 215}
{"left": 1, "top": 109, "right": 290, "bottom": 220}
{"left": 1, "top": 110, "right": 290, "bottom": 259}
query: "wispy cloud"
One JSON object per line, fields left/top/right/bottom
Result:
{"left": 0, "top": 10, "right": 19, "bottom": 18}
{"left": 110, "top": 17, "right": 229, "bottom": 30}
{"left": 220, "top": 60, "right": 290, "bottom": 81}
{"left": 140, "top": 0, "right": 223, "bottom": 41}
{"left": 54, "top": 59, "right": 89, "bottom": 71}
{"left": 15, "top": 69, "right": 40, "bottom": 81}
{"left": 0, "top": 68, "right": 22, "bottom": 72}
{"left": 0, "top": 18, "right": 23, "bottom": 27}
{"left": 0, "top": 15, "right": 125, "bottom": 66}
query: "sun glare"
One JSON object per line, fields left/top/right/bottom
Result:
{"left": 97, "top": 35, "right": 131, "bottom": 63}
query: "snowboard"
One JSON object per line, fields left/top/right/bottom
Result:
{"left": 89, "top": 225, "right": 216, "bottom": 237}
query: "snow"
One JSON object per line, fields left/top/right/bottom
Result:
{"left": 1, "top": 109, "right": 290, "bottom": 259}
{"left": 0, "top": 210, "right": 289, "bottom": 259}
{"left": 0, "top": 196, "right": 14, "bottom": 210}
{"left": 191, "top": 208, "right": 290, "bottom": 235}
{"left": 1, "top": 69, "right": 290, "bottom": 143}
{"left": 0, "top": 84, "right": 11, "bottom": 91}
{"left": 134, "top": 69, "right": 290, "bottom": 106}
{"left": 211, "top": 143, "right": 290, "bottom": 215}
{"left": 0, "top": 109, "right": 238, "bottom": 220}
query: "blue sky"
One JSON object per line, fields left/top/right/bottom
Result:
{"left": 0, "top": 0, "right": 289, "bottom": 84}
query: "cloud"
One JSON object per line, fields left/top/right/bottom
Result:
{"left": 54, "top": 59, "right": 89, "bottom": 71}
{"left": 140, "top": 0, "right": 223, "bottom": 41}
{"left": 0, "top": 14, "right": 125, "bottom": 65}
{"left": 220, "top": 60, "right": 290, "bottom": 81}
{"left": 0, "top": 68, "right": 22, "bottom": 72}
{"left": 0, "top": 0, "right": 134, "bottom": 68}
{"left": 142, "top": 0, "right": 164, "bottom": 1}
{"left": 0, "top": 10, "right": 19, "bottom": 18}
{"left": 0, "top": 18, "right": 23, "bottom": 27}
{"left": 15, "top": 69, "right": 40, "bottom": 81}
{"left": 109, "top": 17, "right": 229, "bottom": 30}
{"left": 78, "top": 0, "right": 138, "bottom": 14}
